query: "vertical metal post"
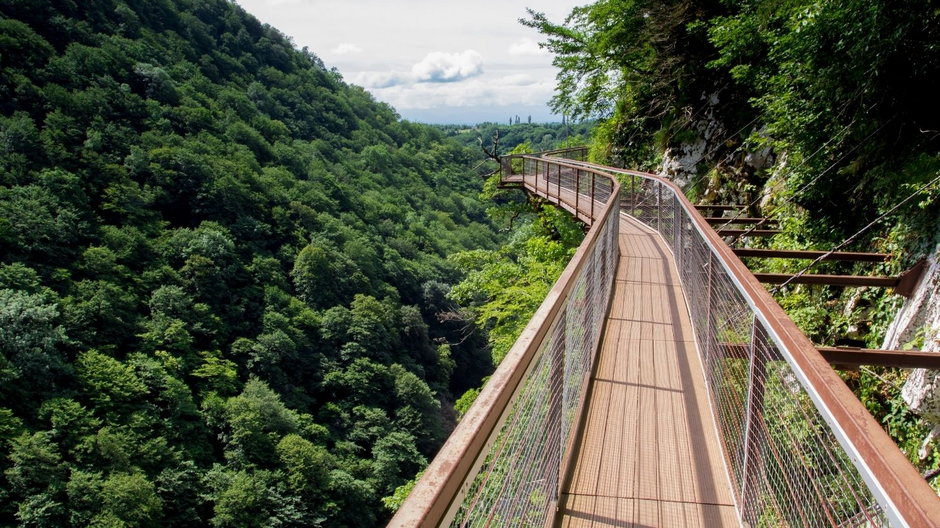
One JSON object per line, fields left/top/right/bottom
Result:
{"left": 575, "top": 169, "right": 581, "bottom": 221}
{"left": 704, "top": 251, "right": 715, "bottom": 366}
{"left": 630, "top": 176, "right": 636, "bottom": 217}
{"left": 674, "top": 196, "right": 682, "bottom": 270}
{"left": 548, "top": 307, "right": 565, "bottom": 519}
{"left": 590, "top": 172, "right": 596, "bottom": 221}
{"left": 740, "top": 319, "right": 766, "bottom": 527}
{"left": 544, "top": 160, "right": 549, "bottom": 197}
{"left": 657, "top": 184, "right": 663, "bottom": 234}
{"left": 555, "top": 165, "right": 561, "bottom": 201}
{"left": 536, "top": 160, "right": 541, "bottom": 195}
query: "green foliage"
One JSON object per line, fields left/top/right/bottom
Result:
{"left": 449, "top": 205, "right": 584, "bottom": 364}
{"left": 0, "top": 0, "right": 504, "bottom": 525}
{"left": 0, "top": 289, "right": 68, "bottom": 398}
{"left": 381, "top": 470, "right": 422, "bottom": 512}
{"left": 453, "top": 387, "right": 481, "bottom": 420}
{"left": 534, "top": 0, "right": 940, "bottom": 482}
{"left": 707, "top": 0, "right": 940, "bottom": 239}
{"left": 521, "top": 0, "right": 738, "bottom": 169}
{"left": 437, "top": 121, "right": 595, "bottom": 155}
{"left": 846, "top": 368, "right": 940, "bottom": 474}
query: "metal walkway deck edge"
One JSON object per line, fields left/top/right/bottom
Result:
{"left": 558, "top": 215, "right": 738, "bottom": 527}
{"left": 389, "top": 149, "right": 940, "bottom": 528}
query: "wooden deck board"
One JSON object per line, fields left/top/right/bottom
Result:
{"left": 558, "top": 214, "right": 738, "bottom": 527}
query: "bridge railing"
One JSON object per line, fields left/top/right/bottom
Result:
{"left": 389, "top": 151, "right": 620, "bottom": 527}
{"left": 391, "top": 151, "right": 939, "bottom": 527}
{"left": 579, "top": 161, "right": 939, "bottom": 528}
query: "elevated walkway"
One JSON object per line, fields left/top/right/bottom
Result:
{"left": 390, "top": 149, "right": 940, "bottom": 528}
{"left": 561, "top": 217, "right": 736, "bottom": 526}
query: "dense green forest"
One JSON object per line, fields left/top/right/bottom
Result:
{"left": 0, "top": 0, "right": 518, "bottom": 525}
{"left": 436, "top": 121, "right": 595, "bottom": 156}
{"left": 4, "top": 0, "right": 936, "bottom": 524}
{"left": 526, "top": 0, "right": 940, "bottom": 475}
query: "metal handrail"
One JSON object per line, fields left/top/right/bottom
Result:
{"left": 391, "top": 151, "right": 940, "bottom": 527}
{"left": 389, "top": 151, "right": 620, "bottom": 527}
{"left": 563, "top": 158, "right": 940, "bottom": 527}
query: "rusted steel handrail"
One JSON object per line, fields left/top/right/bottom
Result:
{"left": 392, "top": 150, "right": 939, "bottom": 527}
{"left": 389, "top": 151, "right": 620, "bottom": 527}
{"left": 563, "top": 158, "right": 940, "bottom": 527}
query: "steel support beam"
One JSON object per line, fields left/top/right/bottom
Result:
{"left": 695, "top": 204, "right": 744, "bottom": 212}
{"left": 717, "top": 229, "right": 782, "bottom": 237}
{"left": 705, "top": 217, "right": 777, "bottom": 225}
{"left": 753, "top": 272, "right": 899, "bottom": 287}
{"left": 733, "top": 248, "right": 889, "bottom": 262}
{"left": 721, "top": 343, "right": 940, "bottom": 370}
{"left": 818, "top": 347, "right": 940, "bottom": 370}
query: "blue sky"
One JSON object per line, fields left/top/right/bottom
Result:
{"left": 234, "top": 0, "right": 581, "bottom": 124}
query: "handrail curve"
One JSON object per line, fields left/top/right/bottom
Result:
{"left": 390, "top": 149, "right": 940, "bottom": 527}
{"left": 389, "top": 148, "right": 619, "bottom": 527}
{"left": 558, "top": 157, "right": 940, "bottom": 527}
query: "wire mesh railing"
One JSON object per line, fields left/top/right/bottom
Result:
{"left": 389, "top": 149, "right": 619, "bottom": 527}
{"left": 586, "top": 163, "right": 939, "bottom": 528}
{"left": 450, "top": 214, "right": 617, "bottom": 527}
{"left": 391, "top": 150, "right": 939, "bottom": 528}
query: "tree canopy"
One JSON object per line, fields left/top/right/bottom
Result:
{"left": 0, "top": 0, "right": 506, "bottom": 525}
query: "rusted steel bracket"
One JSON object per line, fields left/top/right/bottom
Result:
{"left": 694, "top": 204, "right": 743, "bottom": 213}
{"left": 733, "top": 248, "right": 890, "bottom": 262}
{"left": 753, "top": 258, "right": 926, "bottom": 298}
{"left": 717, "top": 228, "right": 781, "bottom": 237}
{"left": 894, "top": 258, "right": 927, "bottom": 298}
{"left": 754, "top": 272, "right": 899, "bottom": 287}
{"left": 704, "top": 217, "right": 777, "bottom": 226}
{"left": 721, "top": 342, "right": 940, "bottom": 370}
{"left": 818, "top": 346, "right": 940, "bottom": 370}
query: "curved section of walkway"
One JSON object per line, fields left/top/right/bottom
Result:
{"left": 558, "top": 215, "right": 737, "bottom": 527}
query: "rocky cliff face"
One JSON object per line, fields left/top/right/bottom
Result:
{"left": 657, "top": 92, "right": 774, "bottom": 207}
{"left": 657, "top": 94, "right": 723, "bottom": 188}
{"left": 882, "top": 240, "right": 940, "bottom": 459}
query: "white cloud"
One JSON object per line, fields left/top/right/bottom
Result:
{"left": 353, "top": 71, "right": 409, "bottom": 89}
{"left": 368, "top": 75, "right": 555, "bottom": 111}
{"left": 235, "top": 0, "right": 582, "bottom": 122}
{"left": 332, "top": 42, "right": 363, "bottom": 55}
{"left": 502, "top": 73, "right": 538, "bottom": 86}
{"left": 412, "top": 50, "right": 484, "bottom": 83}
{"left": 508, "top": 39, "right": 547, "bottom": 57}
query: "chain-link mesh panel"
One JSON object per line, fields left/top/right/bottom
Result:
{"left": 454, "top": 157, "right": 889, "bottom": 527}
{"left": 594, "top": 164, "right": 894, "bottom": 526}
{"left": 650, "top": 179, "right": 890, "bottom": 528}
{"left": 450, "top": 159, "right": 619, "bottom": 526}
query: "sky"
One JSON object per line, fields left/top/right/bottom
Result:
{"left": 233, "top": 0, "right": 582, "bottom": 124}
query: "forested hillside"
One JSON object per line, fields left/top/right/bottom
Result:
{"left": 437, "top": 120, "right": 595, "bottom": 155}
{"left": 526, "top": 0, "right": 940, "bottom": 477}
{"left": 0, "top": 1, "right": 502, "bottom": 525}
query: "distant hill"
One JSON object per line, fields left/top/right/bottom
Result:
{"left": 0, "top": 0, "right": 500, "bottom": 525}
{"left": 438, "top": 120, "right": 595, "bottom": 156}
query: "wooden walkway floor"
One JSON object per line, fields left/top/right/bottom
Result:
{"left": 558, "top": 215, "right": 738, "bottom": 527}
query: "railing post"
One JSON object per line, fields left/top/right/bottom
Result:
{"left": 590, "top": 172, "right": 596, "bottom": 221}
{"left": 739, "top": 318, "right": 767, "bottom": 528}
{"left": 704, "top": 251, "right": 715, "bottom": 366}
{"left": 575, "top": 169, "right": 581, "bottom": 222}
{"left": 674, "top": 196, "right": 682, "bottom": 270}
{"left": 630, "top": 175, "right": 636, "bottom": 217}
{"left": 556, "top": 163, "right": 561, "bottom": 202}
{"left": 548, "top": 307, "right": 566, "bottom": 519}
{"left": 543, "top": 160, "right": 549, "bottom": 197}
{"left": 656, "top": 184, "right": 663, "bottom": 234}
